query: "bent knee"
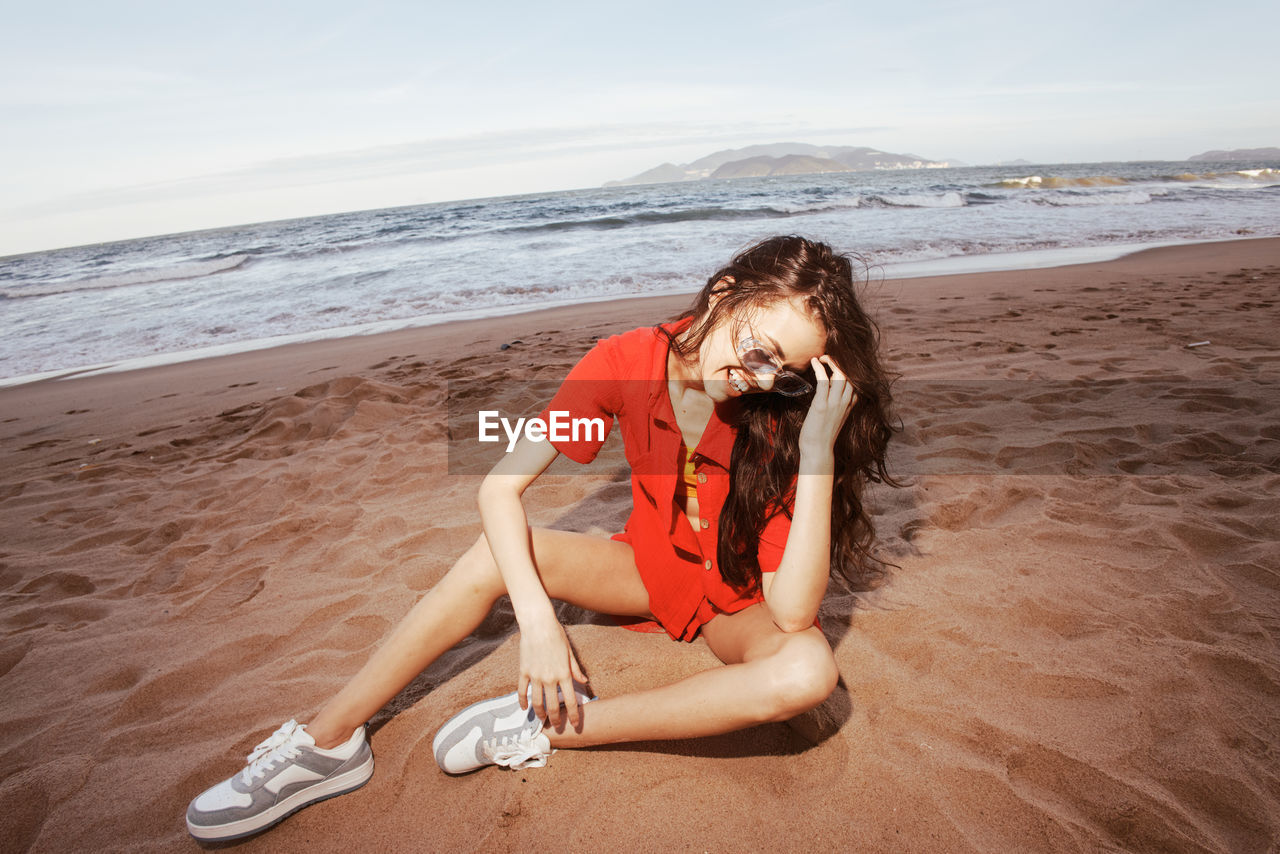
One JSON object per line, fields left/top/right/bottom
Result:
{"left": 761, "top": 633, "right": 838, "bottom": 721}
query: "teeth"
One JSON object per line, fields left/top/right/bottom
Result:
{"left": 729, "top": 369, "right": 749, "bottom": 392}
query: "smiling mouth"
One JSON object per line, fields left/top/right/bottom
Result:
{"left": 728, "top": 368, "right": 750, "bottom": 393}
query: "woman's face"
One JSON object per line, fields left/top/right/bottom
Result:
{"left": 694, "top": 294, "right": 827, "bottom": 403}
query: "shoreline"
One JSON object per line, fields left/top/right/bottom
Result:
{"left": 4, "top": 235, "right": 1272, "bottom": 390}
{"left": 3, "top": 236, "right": 1276, "bottom": 462}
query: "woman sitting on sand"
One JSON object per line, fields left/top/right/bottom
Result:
{"left": 185, "top": 234, "right": 895, "bottom": 841}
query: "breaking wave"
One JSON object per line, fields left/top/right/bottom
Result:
{"left": 999, "top": 175, "right": 1130, "bottom": 189}
{"left": 866, "top": 191, "right": 966, "bottom": 208}
{"left": 998, "top": 169, "right": 1279, "bottom": 191}
{"left": 1, "top": 254, "right": 251, "bottom": 300}
{"left": 500, "top": 203, "right": 866, "bottom": 235}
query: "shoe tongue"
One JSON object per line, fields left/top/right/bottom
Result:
{"left": 491, "top": 733, "right": 551, "bottom": 770}
{"left": 292, "top": 723, "right": 318, "bottom": 748}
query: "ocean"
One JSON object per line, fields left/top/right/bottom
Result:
{"left": 1, "top": 159, "right": 1277, "bottom": 384}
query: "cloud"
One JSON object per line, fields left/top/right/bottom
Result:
{"left": 8, "top": 121, "right": 894, "bottom": 216}
{"left": 0, "top": 65, "right": 194, "bottom": 107}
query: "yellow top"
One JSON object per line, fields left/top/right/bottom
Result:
{"left": 680, "top": 446, "right": 698, "bottom": 499}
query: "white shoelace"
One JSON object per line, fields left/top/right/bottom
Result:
{"left": 482, "top": 732, "right": 550, "bottom": 770}
{"left": 240, "top": 720, "right": 307, "bottom": 785}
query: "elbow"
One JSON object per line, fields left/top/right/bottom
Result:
{"left": 761, "top": 572, "right": 826, "bottom": 633}
{"left": 770, "top": 607, "right": 819, "bottom": 634}
{"left": 775, "top": 616, "right": 817, "bottom": 634}
{"left": 476, "top": 474, "right": 520, "bottom": 511}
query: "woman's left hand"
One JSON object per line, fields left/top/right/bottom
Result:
{"left": 797, "top": 355, "right": 857, "bottom": 456}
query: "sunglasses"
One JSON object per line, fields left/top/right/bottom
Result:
{"left": 736, "top": 337, "right": 813, "bottom": 397}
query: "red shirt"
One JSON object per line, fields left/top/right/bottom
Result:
{"left": 538, "top": 319, "right": 792, "bottom": 641}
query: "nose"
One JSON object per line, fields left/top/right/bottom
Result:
{"left": 755, "top": 371, "right": 775, "bottom": 391}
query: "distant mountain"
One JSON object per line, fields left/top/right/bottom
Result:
{"left": 614, "top": 162, "right": 691, "bottom": 185}
{"left": 711, "top": 154, "right": 851, "bottom": 179}
{"left": 1188, "top": 147, "right": 1280, "bottom": 162}
{"left": 992, "top": 159, "right": 1034, "bottom": 166}
{"left": 606, "top": 142, "right": 950, "bottom": 186}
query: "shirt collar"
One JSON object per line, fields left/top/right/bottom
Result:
{"left": 649, "top": 316, "right": 737, "bottom": 470}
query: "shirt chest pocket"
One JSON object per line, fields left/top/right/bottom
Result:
{"left": 630, "top": 439, "right": 676, "bottom": 493}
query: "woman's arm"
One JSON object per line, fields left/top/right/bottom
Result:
{"left": 760, "top": 355, "right": 855, "bottom": 632}
{"left": 477, "top": 433, "right": 588, "bottom": 726}
{"left": 759, "top": 453, "right": 835, "bottom": 631}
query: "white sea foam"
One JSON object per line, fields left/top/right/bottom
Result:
{"left": 1, "top": 254, "right": 250, "bottom": 299}
{"left": 873, "top": 192, "right": 965, "bottom": 208}
{"left": 882, "top": 241, "right": 1178, "bottom": 278}
{"left": 1032, "top": 190, "right": 1153, "bottom": 207}
{"left": 1003, "top": 175, "right": 1042, "bottom": 188}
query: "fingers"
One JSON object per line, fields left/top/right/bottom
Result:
{"left": 825, "top": 357, "right": 855, "bottom": 411}
{"left": 811, "top": 356, "right": 854, "bottom": 405}
{"left": 522, "top": 669, "right": 589, "bottom": 729}
{"left": 518, "top": 623, "right": 588, "bottom": 729}
{"left": 526, "top": 680, "right": 576, "bottom": 728}
{"left": 559, "top": 677, "right": 578, "bottom": 729}
{"left": 801, "top": 357, "right": 856, "bottom": 449}
{"left": 816, "top": 354, "right": 849, "bottom": 383}
{"left": 563, "top": 653, "right": 588, "bottom": 728}
{"left": 529, "top": 680, "right": 547, "bottom": 722}
{"left": 810, "top": 356, "right": 829, "bottom": 387}
{"left": 542, "top": 683, "right": 561, "bottom": 728}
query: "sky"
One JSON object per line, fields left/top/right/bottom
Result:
{"left": 2, "top": 0, "right": 1276, "bottom": 256}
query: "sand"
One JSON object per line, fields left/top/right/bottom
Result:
{"left": 1, "top": 238, "right": 1277, "bottom": 852}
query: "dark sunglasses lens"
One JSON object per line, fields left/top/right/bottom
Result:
{"left": 774, "top": 375, "right": 811, "bottom": 396}
{"left": 740, "top": 348, "right": 776, "bottom": 372}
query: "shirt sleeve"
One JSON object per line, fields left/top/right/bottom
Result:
{"left": 756, "top": 476, "right": 798, "bottom": 573}
{"left": 756, "top": 508, "right": 791, "bottom": 574}
{"left": 536, "top": 337, "right": 622, "bottom": 464}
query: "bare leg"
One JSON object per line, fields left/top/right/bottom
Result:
{"left": 307, "top": 528, "right": 651, "bottom": 748}
{"left": 546, "top": 603, "right": 837, "bottom": 747}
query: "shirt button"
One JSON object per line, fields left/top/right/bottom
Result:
{"left": 697, "top": 473, "right": 707, "bottom": 484}
{"left": 704, "top": 559, "right": 713, "bottom": 571}
{"left": 700, "top": 518, "right": 710, "bottom": 529}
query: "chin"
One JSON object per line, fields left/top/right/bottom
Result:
{"left": 701, "top": 381, "right": 732, "bottom": 402}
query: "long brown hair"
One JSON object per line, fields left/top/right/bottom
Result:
{"left": 660, "top": 235, "right": 897, "bottom": 592}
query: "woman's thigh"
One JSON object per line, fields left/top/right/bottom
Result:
{"left": 514, "top": 527, "right": 654, "bottom": 620}
{"left": 699, "top": 602, "right": 829, "bottom": 665}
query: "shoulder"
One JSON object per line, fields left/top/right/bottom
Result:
{"left": 600, "top": 323, "right": 674, "bottom": 356}
{"left": 584, "top": 322, "right": 682, "bottom": 373}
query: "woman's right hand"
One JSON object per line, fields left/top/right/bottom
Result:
{"left": 797, "top": 354, "right": 856, "bottom": 458}
{"left": 517, "top": 606, "right": 587, "bottom": 729}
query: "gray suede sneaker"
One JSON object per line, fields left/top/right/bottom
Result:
{"left": 433, "top": 685, "right": 593, "bottom": 775}
{"left": 433, "top": 693, "right": 551, "bottom": 774}
{"left": 186, "top": 720, "right": 373, "bottom": 841}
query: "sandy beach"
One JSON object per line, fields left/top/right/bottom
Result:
{"left": 1, "top": 238, "right": 1278, "bottom": 852}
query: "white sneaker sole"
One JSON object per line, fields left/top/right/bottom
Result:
{"left": 186, "top": 753, "right": 375, "bottom": 841}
